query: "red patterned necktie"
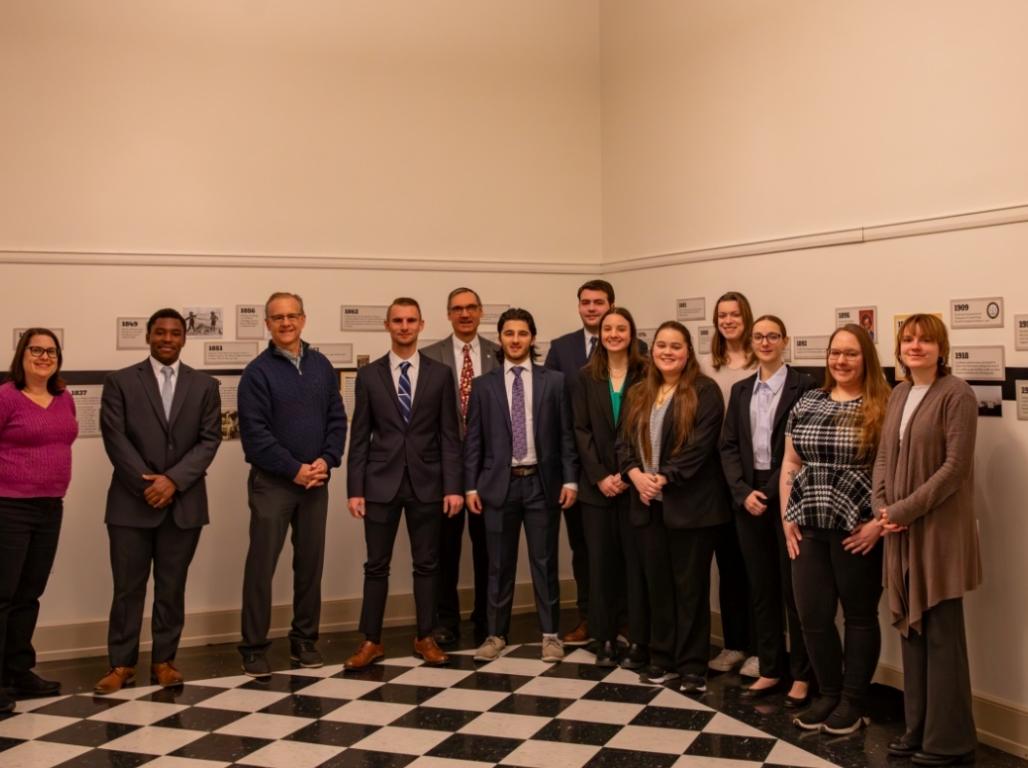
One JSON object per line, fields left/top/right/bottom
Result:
{"left": 460, "top": 344, "right": 474, "bottom": 420}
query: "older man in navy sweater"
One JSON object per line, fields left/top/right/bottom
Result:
{"left": 237, "top": 292, "right": 347, "bottom": 678}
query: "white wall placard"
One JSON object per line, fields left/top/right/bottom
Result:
{"left": 1014, "top": 314, "right": 1028, "bottom": 351}
{"left": 213, "top": 375, "right": 241, "bottom": 440}
{"left": 309, "top": 342, "right": 354, "bottom": 365}
{"left": 183, "top": 307, "right": 224, "bottom": 338}
{"left": 1017, "top": 381, "right": 1028, "bottom": 421}
{"left": 950, "top": 297, "right": 1003, "bottom": 329}
{"left": 13, "top": 327, "right": 64, "bottom": 350}
{"left": 115, "top": 317, "right": 149, "bottom": 350}
{"left": 675, "top": 297, "right": 706, "bottom": 322}
{"left": 67, "top": 384, "right": 102, "bottom": 438}
{"left": 696, "top": 325, "right": 714, "bottom": 355}
{"left": 204, "top": 341, "right": 259, "bottom": 366}
{"left": 340, "top": 370, "right": 357, "bottom": 417}
{"left": 341, "top": 305, "right": 389, "bottom": 330}
{"left": 951, "top": 345, "right": 1005, "bottom": 381}
{"left": 481, "top": 304, "right": 511, "bottom": 326}
{"left": 236, "top": 304, "right": 266, "bottom": 340}
{"left": 792, "top": 334, "right": 830, "bottom": 361}
{"left": 835, "top": 306, "right": 878, "bottom": 342}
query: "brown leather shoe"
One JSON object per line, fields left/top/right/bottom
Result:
{"left": 94, "top": 666, "right": 135, "bottom": 695}
{"left": 344, "top": 640, "right": 385, "bottom": 671}
{"left": 562, "top": 619, "right": 590, "bottom": 646}
{"left": 413, "top": 636, "right": 449, "bottom": 666}
{"left": 151, "top": 661, "right": 184, "bottom": 688}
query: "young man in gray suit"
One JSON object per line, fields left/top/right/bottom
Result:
{"left": 420, "top": 288, "right": 500, "bottom": 647}
{"left": 95, "top": 309, "right": 222, "bottom": 694}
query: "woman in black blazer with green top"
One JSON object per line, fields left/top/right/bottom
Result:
{"left": 572, "top": 307, "right": 649, "bottom": 668}
{"left": 720, "top": 314, "right": 816, "bottom": 705}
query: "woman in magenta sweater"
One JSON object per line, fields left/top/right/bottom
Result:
{"left": 0, "top": 328, "right": 78, "bottom": 713}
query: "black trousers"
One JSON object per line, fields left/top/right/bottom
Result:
{"left": 734, "top": 469, "right": 810, "bottom": 681}
{"left": 713, "top": 518, "right": 752, "bottom": 653}
{"left": 792, "top": 526, "right": 882, "bottom": 705}
{"left": 467, "top": 509, "right": 489, "bottom": 640}
{"left": 0, "top": 497, "right": 61, "bottom": 680}
{"left": 901, "top": 598, "right": 977, "bottom": 756}
{"left": 485, "top": 474, "right": 560, "bottom": 637}
{"left": 582, "top": 496, "right": 639, "bottom": 645}
{"left": 562, "top": 502, "right": 589, "bottom": 620}
{"left": 241, "top": 468, "right": 328, "bottom": 654}
{"left": 107, "top": 514, "right": 201, "bottom": 667}
{"left": 435, "top": 507, "right": 465, "bottom": 635}
{"left": 360, "top": 472, "right": 441, "bottom": 641}
{"left": 636, "top": 501, "right": 717, "bottom": 677}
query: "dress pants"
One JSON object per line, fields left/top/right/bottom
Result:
{"left": 0, "top": 498, "right": 62, "bottom": 681}
{"left": 467, "top": 510, "right": 489, "bottom": 641}
{"left": 734, "top": 469, "right": 810, "bottom": 681}
{"left": 562, "top": 502, "right": 589, "bottom": 621}
{"left": 582, "top": 496, "right": 641, "bottom": 645}
{"left": 435, "top": 507, "right": 465, "bottom": 636}
{"left": 107, "top": 514, "right": 201, "bottom": 667}
{"left": 241, "top": 468, "right": 328, "bottom": 654}
{"left": 360, "top": 471, "right": 441, "bottom": 641}
{"left": 485, "top": 473, "right": 560, "bottom": 637}
{"left": 792, "top": 526, "right": 882, "bottom": 705}
{"left": 713, "top": 518, "right": 752, "bottom": 653}
{"left": 900, "top": 598, "right": 977, "bottom": 756}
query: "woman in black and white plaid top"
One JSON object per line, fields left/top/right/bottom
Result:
{"left": 779, "top": 324, "right": 891, "bottom": 736}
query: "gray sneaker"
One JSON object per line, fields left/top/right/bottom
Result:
{"left": 474, "top": 636, "right": 506, "bottom": 662}
{"left": 541, "top": 635, "right": 565, "bottom": 662}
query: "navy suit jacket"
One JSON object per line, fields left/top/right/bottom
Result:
{"left": 545, "top": 328, "right": 648, "bottom": 392}
{"left": 346, "top": 353, "right": 462, "bottom": 506}
{"left": 463, "top": 363, "right": 578, "bottom": 509}
{"left": 101, "top": 360, "right": 222, "bottom": 529}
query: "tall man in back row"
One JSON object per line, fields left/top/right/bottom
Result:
{"left": 421, "top": 287, "right": 501, "bottom": 647}
{"left": 237, "top": 292, "right": 348, "bottom": 678}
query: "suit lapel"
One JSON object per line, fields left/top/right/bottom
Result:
{"left": 660, "top": 397, "right": 677, "bottom": 456}
{"left": 574, "top": 331, "right": 588, "bottom": 369}
{"left": 137, "top": 362, "right": 169, "bottom": 432}
{"left": 480, "top": 337, "right": 499, "bottom": 374}
{"left": 772, "top": 367, "right": 798, "bottom": 433}
{"left": 491, "top": 368, "right": 512, "bottom": 435}
{"left": 168, "top": 365, "right": 194, "bottom": 427}
{"left": 598, "top": 377, "right": 615, "bottom": 432}
{"left": 531, "top": 365, "right": 545, "bottom": 440}
{"left": 375, "top": 356, "right": 405, "bottom": 424}
{"left": 408, "top": 353, "right": 427, "bottom": 421}
{"left": 739, "top": 377, "right": 755, "bottom": 449}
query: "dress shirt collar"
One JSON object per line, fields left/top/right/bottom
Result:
{"left": 452, "top": 335, "right": 479, "bottom": 357}
{"left": 389, "top": 349, "right": 420, "bottom": 372}
{"left": 754, "top": 363, "right": 788, "bottom": 395}
{"left": 149, "top": 356, "right": 181, "bottom": 379}
{"left": 504, "top": 358, "right": 531, "bottom": 377}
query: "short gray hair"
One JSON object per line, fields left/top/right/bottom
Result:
{"left": 264, "top": 292, "right": 305, "bottom": 318}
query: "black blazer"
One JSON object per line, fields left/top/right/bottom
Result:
{"left": 463, "top": 364, "right": 578, "bottom": 509}
{"left": 100, "top": 360, "right": 222, "bottom": 529}
{"left": 617, "top": 376, "right": 730, "bottom": 529}
{"left": 719, "top": 366, "right": 816, "bottom": 508}
{"left": 545, "top": 329, "right": 647, "bottom": 392}
{"left": 572, "top": 367, "right": 642, "bottom": 508}
{"left": 346, "top": 353, "right": 462, "bottom": 506}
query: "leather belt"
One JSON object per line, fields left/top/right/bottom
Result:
{"left": 510, "top": 465, "right": 538, "bottom": 477}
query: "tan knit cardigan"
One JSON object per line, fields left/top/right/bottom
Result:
{"left": 872, "top": 374, "right": 982, "bottom": 636}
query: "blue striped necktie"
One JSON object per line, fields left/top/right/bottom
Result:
{"left": 398, "top": 361, "right": 412, "bottom": 423}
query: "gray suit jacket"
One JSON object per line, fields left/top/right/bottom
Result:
{"left": 101, "top": 359, "right": 222, "bottom": 529}
{"left": 420, "top": 334, "right": 501, "bottom": 437}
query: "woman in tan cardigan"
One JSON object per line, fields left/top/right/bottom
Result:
{"left": 873, "top": 314, "right": 981, "bottom": 767}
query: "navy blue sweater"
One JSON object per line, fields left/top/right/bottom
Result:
{"left": 238, "top": 342, "right": 348, "bottom": 480}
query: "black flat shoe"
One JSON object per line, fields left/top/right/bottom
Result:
{"left": 740, "top": 679, "right": 786, "bottom": 699}
{"left": 911, "top": 751, "right": 975, "bottom": 766}
{"left": 784, "top": 692, "right": 810, "bottom": 708}
{"left": 620, "top": 643, "right": 649, "bottom": 670}
{"left": 8, "top": 670, "right": 61, "bottom": 698}
{"left": 594, "top": 641, "right": 619, "bottom": 668}
{"left": 888, "top": 737, "right": 921, "bottom": 758}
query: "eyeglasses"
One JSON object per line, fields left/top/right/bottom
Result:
{"left": 268, "top": 313, "right": 304, "bottom": 324}
{"left": 827, "top": 349, "right": 861, "bottom": 360}
{"left": 448, "top": 303, "right": 481, "bottom": 314}
{"left": 27, "top": 346, "right": 59, "bottom": 359}
{"left": 752, "top": 333, "right": 782, "bottom": 343}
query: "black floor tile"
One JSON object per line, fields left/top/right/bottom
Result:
{"left": 684, "top": 731, "right": 777, "bottom": 762}
{"left": 143, "top": 684, "right": 224, "bottom": 706}
{"left": 0, "top": 736, "right": 25, "bottom": 751}
{"left": 427, "top": 732, "right": 523, "bottom": 763}
{"left": 502, "top": 644, "right": 545, "bottom": 659}
{"left": 259, "top": 693, "right": 347, "bottom": 718}
{"left": 443, "top": 654, "right": 480, "bottom": 671}
{"left": 533, "top": 718, "right": 621, "bottom": 746}
{"left": 541, "top": 661, "right": 611, "bottom": 681}
{"left": 333, "top": 664, "right": 409, "bottom": 683}
{"left": 320, "top": 747, "right": 416, "bottom": 767}
{"left": 585, "top": 747, "right": 679, "bottom": 768}
{"left": 359, "top": 683, "right": 443, "bottom": 705}
{"left": 39, "top": 720, "right": 138, "bottom": 747}
{"left": 286, "top": 719, "right": 380, "bottom": 747}
{"left": 153, "top": 705, "right": 248, "bottom": 731}
{"left": 31, "top": 696, "right": 126, "bottom": 718}
{"left": 490, "top": 693, "right": 573, "bottom": 718}
{"left": 583, "top": 682, "right": 662, "bottom": 704}
{"left": 53, "top": 749, "right": 153, "bottom": 768}
{"left": 241, "top": 672, "right": 317, "bottom": 693}
{"left": 629, "top": 705, "right": 715, "bottom": 731}
{"left": 390, "top": 705, "right": 481, "bottom": 732}
{"left": 454, "top": 671, "right": 533, "bottom": 693}
{"left": 169, "top": 732, "right": 272, "bottom": 762}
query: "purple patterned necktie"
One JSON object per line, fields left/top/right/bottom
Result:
{"left": 511, "top": 366, "right": 528, "bottom": 460}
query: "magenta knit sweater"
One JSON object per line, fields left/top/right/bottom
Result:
{"left": 0, "top": 381, "right": 79, "bottom": 498}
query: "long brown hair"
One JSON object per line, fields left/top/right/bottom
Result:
{"left": 710, "top": 291, "right": 755, "bottom": 371}
{"left": 895, "top": 313, "right": 950, "bottom": 382}
{"left": 622, "top": 321, "right": 707, "bottom": 464}
{"left": 822, "top": 324, "right": 890, "bottom": 461}
{"left": 9, "top": 328, "right": 66, "bottom": 395}
{"left": 585, "top": 307, "right": 648, "bottom": 382}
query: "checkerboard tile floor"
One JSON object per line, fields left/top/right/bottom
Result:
{"left": 0, "top": 644, "right": 841, "bottom": 768}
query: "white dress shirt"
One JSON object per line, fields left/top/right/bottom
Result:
{"left": 749, "top": 364, "right": 788, "bottom": 470}
{"left": 149, "top": 356, "right": 181, "bottom": 401}
{"left": 389, "top": 349, "right": 420, "bottom": 399}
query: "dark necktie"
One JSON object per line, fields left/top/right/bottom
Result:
{"left": 588, "top": 335, "right": 598, "bottom": 359}
{"left": 511, "top": 366, "right": 527, "bottom": 460}
{"left": 398, "top": 361, "right": 412, "bottom": 423}
{"left": 460, "top": 344, "right": 474, "bottom": 421}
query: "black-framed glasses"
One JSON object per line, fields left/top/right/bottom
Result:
{"left": 27, "top": 346, "right": 59, "bottom": 359}
{"left": 448, "top": 303, "right": 481, "bottom": 314}
{"left": 268, "top": 313, "right": 304, "bottom": 323}
{"left": 752, "top": 333, "right": 782, "bottom": 344}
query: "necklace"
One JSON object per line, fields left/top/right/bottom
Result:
{"left": 655, "top": 382, "right": 676, "bottom": 405}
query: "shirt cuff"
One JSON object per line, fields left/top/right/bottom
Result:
{"left": 562, "top": 482, "right": 578, "bottom": 491}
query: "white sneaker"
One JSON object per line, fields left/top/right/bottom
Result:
{"left": 707, "top": 648, "right": 746, "bottom": 672}
{"left": 541, "top": 635, "right": 565, "bottom": 662}
{"left": 473, "top": 636, "right": 506, "bottom": 662}
{"left": 739, "top": 655, "right": 760, "bottom": 678}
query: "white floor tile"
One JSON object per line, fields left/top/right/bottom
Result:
{"left": 102, "top": 684, "right": 162, "bottom": 700}
{"left": 514, "top": 675, "right": 597, "bottom": 700}
{"left": 275, "top": 664, "right": 344, "bottom": 678}
{"left": 0, "top": 740, "right": 90, "bottom": 768}
{"left": 199, "top": 688, "right": 289, "bottom": 712}
{"left": 606, "top": 724, "right": 700, "bottom": 754}
{"left": 143, "top": 756, "right": 232, "bottom": 768}
{"left": 420, "top": 687, "right": 510, "bottom": 712}
{"left": 765, "top": 740, "right": 842, "bottom": 768}
{"left": 649, "top": 687, "right": 714, "bottom": 711}
{"left": 475, "top": 656, "right": 552, "bottom": 677}
{"left": 381, "top": 655, "right": 425, "bottom": 667}
{"left": 599, "top": 667, "right": 652, "bottom": 687}
{"left": 214, "top": 712, "right": 313, "bottom": 739}
{"left": 236, "top": 739, "right": 345, "bottom": 768}
{"left": 672, "top": 756, "right": 763, "bottom": 768}
{"left": 320, "top": 699, "right": 414, "bottom": 725}
{"left": 387, "top": 666, "right": 472, "bottom": 688}
{"left": 89, "top": 699, "right": 190, "bottom": 726}
{"left": 406, "top": 757, "right": 495, "bottom": 768}
{"left": 100, "top": 725, "right": 207, "bottom": 755}
{"left": 703, "top": 712, "right": 769, "bottom": 739}
{"left": 295, "top": 677, "right": 384, "bottom": 700}
{"left": 458, "top": 711, "right": 549, "bottom": 740}
{"left": 199, "top": 674, "right": 254, "bottom": 688}
{"left": 351, "top": 725, "right": 450, "bottom": 755}
{"left": 502, "top": 738, "right": 600, "bottom": 768}
{"left": 10, "top": 695, "right": 68, "bottom": 713}
{"left": 563, "top": 648, "right": 596, "bottom": 664}
{"left": 557, "top": 698, "right": 644, "bottom": 725}
{"left": 0, "top": 713, "right": 79, "bottom": 739}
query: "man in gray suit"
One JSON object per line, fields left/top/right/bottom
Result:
{"left": 420, "top": 287, "right": 500, "bottom": 646}
{"left": 95, "top": 309, "right": 222, "bottom": 694}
